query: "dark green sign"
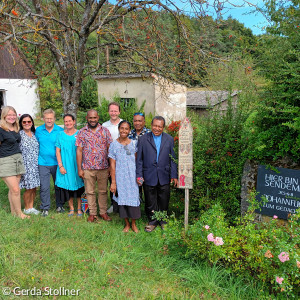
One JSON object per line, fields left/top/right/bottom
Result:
{"left": 256, "top": 165, "right": 300, "bottom": 219}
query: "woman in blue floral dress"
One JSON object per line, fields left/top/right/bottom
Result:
{"left": 109, "top": 120, "right": 140, "bottom": 232}
{"left": 19, "top": 114, "right": 40, "bottom": 215}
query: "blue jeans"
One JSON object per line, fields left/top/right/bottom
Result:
{"left": 38, "top": 165, "right": 62, "bottom": 210}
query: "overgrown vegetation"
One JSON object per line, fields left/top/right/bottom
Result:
{"left": 77, "top": 95, "right": 148, "bottom": 127}
{"left": 163, "top": 198, "right": 300, "bottom": 297}
{"left": 165, "top": 56, "right": 259, "bottom": 223}
{"left": 245, "top": 0, "right": 300, "bottom": 162}
{"left": 162, "top": 3, "right": 300, "bottom": 296}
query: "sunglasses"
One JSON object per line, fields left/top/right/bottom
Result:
{"left": 22, "top": 120, "right": 32, "bottom": 124}
{"left": 134, "top": 112, "right": 144, "bottom": 117}
{"left": 124, "top": 144, "right": 131, "bottom": 155}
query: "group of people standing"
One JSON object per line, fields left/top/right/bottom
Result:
{"left": 0, "top": 103, "right": 178, "bottom": 232}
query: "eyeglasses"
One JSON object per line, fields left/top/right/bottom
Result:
{"left": 124, "top": 144, "right": 131, "bottom": 155}
{"left": 22, "top": 121, "right": 32, "bottom": 124}
{"left": 134, "top": 112, "right": 144, "bottom": 117}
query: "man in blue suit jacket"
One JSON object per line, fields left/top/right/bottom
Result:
{"left": 136, "top": 116, "right": 178, "bottom": 232}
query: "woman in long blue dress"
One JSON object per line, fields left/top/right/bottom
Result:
{"left": 55, "top": 114, "right": 84, "bottom": 216}
{"left": 109, "top": 120, "right": 140, "bottom": 232}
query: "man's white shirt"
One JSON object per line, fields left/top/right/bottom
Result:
{"left": 102, "top": 119, "right": 123, "bottom": 141}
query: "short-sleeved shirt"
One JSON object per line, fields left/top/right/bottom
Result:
{"left": 128, "top": 127, "right": 151, "bottom": 141}
{"left": 0, "top": 127, "right": 21, "bottom": 158}
{"left": 108, "top": 140, "right": 140, "bottom": 207}
{"left": 76, "top": 124, "right": 113, "bottom": 170}
{"left": 102, "top": 119, "right": 122, "bottom": 141}
{"left": 35, "top": 124, "right": 64, "bottom": 166}
{"left": 55, "top": 131, "right": 84, "bottom": 191}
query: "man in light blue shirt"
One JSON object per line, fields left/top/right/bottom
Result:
{"left": 35, "top": 109, "right": 63, "bottom": 216}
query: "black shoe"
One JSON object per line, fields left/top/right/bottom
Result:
{"left": 41, "top": 210, "right": 49, "bottom": 217}
{"left": 56, "top": 207, "right": 65, "bottom": 213}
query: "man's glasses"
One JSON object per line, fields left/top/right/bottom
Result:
{"left": 124, "top": 144, "right": 131, "bottom": 155}
{"left": 22, "top": 121, "right": 32, "bottom": 124}
{"left": 134, "top": 112, "right": 144, "bottom": 117}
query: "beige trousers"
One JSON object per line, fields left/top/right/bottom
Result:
{"left": 84, "top": 169, "right": 108, "bottom": 215}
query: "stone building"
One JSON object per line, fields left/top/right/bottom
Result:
{"left": 187, "top": 90, "right": 239, "bottom": 116}
{"left": 93, "top": 72, "right": 186, "bottom": 124}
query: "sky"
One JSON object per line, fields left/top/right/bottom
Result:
{"left": 174, "top": 0, "right": 270, "bottom": 35}
{"left": 220, "top": 0, "right": 269, "bottom": 35}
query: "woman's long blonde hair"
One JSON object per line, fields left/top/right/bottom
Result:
{"left": 0, "top": 106, "right": 20, "bottom": 132}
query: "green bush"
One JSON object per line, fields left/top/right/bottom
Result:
{"left": 38, "top": 75, "right": 63, "bottom": 117}
{"left": 163, "top": 199, "right": 300, "bottom": 297}
{"left": 77, "top": 95, "right": 146, "bottom": 127}
{"left": 166, "top": 97, "right": 252, "bottom": 223}
{"left": 78, "top": 76, "right": 98, "bottom": 110}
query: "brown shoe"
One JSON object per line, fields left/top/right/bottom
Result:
{"left": 99, "top": 213, "right": 112, "bottom": 221}
{"left": 87, "top": 215, "right": 97, "bottom": 223}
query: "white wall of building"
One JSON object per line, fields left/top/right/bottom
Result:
{"left": 154, "top": 76, "right": 187, "bottom": 124}
{"left": 96, "top": 77, "right": 155, "bottom": 114}
{"left": 0, "top": 78, "right": 40, "bottom": 117}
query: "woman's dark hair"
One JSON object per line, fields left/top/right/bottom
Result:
{"left": 19, "top": 114, "right": 35, "bottom": 133}
{"left": 63, "top": 113, "right": 75, "bottom": 121}
{"left": 118, "top": 120, "right": 131, "bottom": 130}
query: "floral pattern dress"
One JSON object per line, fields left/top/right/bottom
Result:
{"left": 19, "top": 130, "right": 40, "bottom": 189}
{"left": 108, "top": 140, "right": 140, "bottom": 207}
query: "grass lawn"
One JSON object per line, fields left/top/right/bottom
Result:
{"left": 0, "top": 180, "right": 267, "bottom": 299}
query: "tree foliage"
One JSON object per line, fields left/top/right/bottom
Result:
{"left": 0, "top": 0, "right": 256, "bottom": 115}
{"left": 246, "top": 0, "right": 300, "bottom": 161}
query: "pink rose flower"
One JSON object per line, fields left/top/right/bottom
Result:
{"left": 273, "top": 215, "right": 278, "bottom": 219}
{"left": 207, "top": 233, "right": 215, "bottom": 242}
{"left": 204, "top": 225, "right": 210, "bottom": 230}
{"left": 213, "top": 237, "right": 224, "bottom": 246}
{"left": 297, "top": 261, "right": 300, "bottom": 269}
{"left": 278, "top": 252, "right": 289, "bottom": 263}
{"left": 276, "top": 277, "right": 284, "bottom": 284}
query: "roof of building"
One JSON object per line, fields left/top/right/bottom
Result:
{"left": 187, "top": 90, "right": 239, "bottom": 108}
{"left": 0, "top": 41, "right": 36, "bottom": 79}
{"left": 93, "top": 72, "right": 153, "bottom": 80}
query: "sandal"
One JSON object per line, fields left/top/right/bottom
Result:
{"left": 68, "top": 210, "right": 74, "bottom": 217}
{"left": 144, "top": 224, "right": 157, "bottom": 232}
{"left": 77, "top": 210, "right": 83, "bottom": 217}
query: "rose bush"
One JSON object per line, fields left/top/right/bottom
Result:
{"left": 163, "top": 202, "right": 300, "bottom": 297}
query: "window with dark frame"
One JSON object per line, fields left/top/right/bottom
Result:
{"left": 120, "top": 98, "right": 135, "bottom": 108}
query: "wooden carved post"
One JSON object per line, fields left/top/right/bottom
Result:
{"left": 178, "top": 117, "right": 193, "bottom": 232}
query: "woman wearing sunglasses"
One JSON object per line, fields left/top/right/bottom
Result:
{"left": 19, "top": 114, "right": 40, "bottom": 215}
{"left": 108, "top": 120, "right": 141, "bottom": 232}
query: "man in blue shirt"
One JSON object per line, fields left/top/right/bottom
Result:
{"left": 35, "top": 109, "right": 63, "bottom": 216}
{"left": 136, "top": 116, "right": 178, "bottom": 232}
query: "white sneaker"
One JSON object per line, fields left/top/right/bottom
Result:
{"left": 24, "top": 208, "right": 32, "bottom": 214}
{"left": 107, "top": 205, "right": 113, "bottom": 214}
{"left": 31, "top": 208, "right": 40, "bottom": 215}
{"left": 24, "top": 208, "right": 40, "bottom": 215}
